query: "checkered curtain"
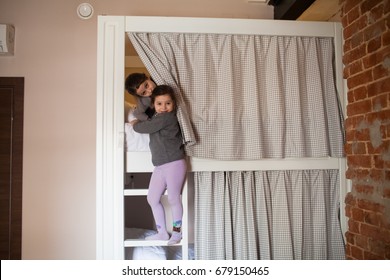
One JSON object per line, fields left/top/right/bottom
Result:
{"left": 194, "top": 170, "right": 345, "bottom": 260}
{"left": 128, "top": 32, "right": 346, "bottom": 259}
{"left": 128, "top": 33, "right": 345, "bottom": 160}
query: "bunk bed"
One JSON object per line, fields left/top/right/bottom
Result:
{"left": 96, "top": 16, "right": 348, "bottom": 260}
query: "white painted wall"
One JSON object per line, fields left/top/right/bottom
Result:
{"left": 0, "top": 0, "right": 273, "bottom": 259}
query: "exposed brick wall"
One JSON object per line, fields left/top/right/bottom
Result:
{"left": 340, "top": 0, "right": 390, "bottom": 259}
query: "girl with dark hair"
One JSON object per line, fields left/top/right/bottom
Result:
{"left": 125, "top": 73, "right": 156, "bottom": 120}
{"left": 131, "top": 85, "right": 186, "bottom": 245}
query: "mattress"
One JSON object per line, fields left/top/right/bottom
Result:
{"left": 125, "top": 102, "right": 150, "bottom": 152}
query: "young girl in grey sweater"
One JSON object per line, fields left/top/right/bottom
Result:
{"left": 132, "top": 85, "right": 186, "bottom": 245}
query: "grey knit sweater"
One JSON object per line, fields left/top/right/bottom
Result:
{"left": 133, "top": 111, "right": 185, "bottom": 166}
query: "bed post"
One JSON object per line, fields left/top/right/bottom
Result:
{"left": 333, "top": 22, "right": 351, "bottom": 242}
{"left": 96, "top": 15, "right": 126, "bottom": 260}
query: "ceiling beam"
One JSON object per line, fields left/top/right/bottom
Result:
{"left": 269, "top": 0, "right": 316, "bottom": 20}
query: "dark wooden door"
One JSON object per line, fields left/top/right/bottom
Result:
{"left": 0, "top": 77, "right": 24, "bottom": 260}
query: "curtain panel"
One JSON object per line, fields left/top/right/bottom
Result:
{"left": 194, "top": 170, "right": 345, "bottom": 260}
{"left": 128, "top": 33, "right": 345, "bottom": 160}
{"left": 128, "top": 32, "right": 346, "bottom": 260}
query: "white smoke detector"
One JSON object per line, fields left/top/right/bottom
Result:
{"left": 77, "top": 3, "right": 94, "bottom": 20}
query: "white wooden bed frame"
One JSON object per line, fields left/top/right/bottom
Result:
{"left": 96, "top": 15, "right": 350, "bottom": 260}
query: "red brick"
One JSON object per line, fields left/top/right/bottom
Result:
{"left": 348, "top": 69, "right": 373, "bottom": 89}
{"left": 361, "top": 0, "right": 383, "bottom": 15}
{"left": 367, "top": 78, "right": 390, "bottom": 97}
{"left": 345, "top": 142, "right": 353, "bottom": 154}
{"left": 365, "top": 109, "right": 390, "bottom": 123}
{"left": 367, "top": 36, "right": 382, "bottom": 53}
{"left": 352, "top": 207, "right": 366, "bottom": 222}
{"left": 383, "top": 30, "right": 390, "bottom": 49}
{"left": 384, "top": 219, "right": 390, "bottom": 231}
{"left": 354, "top": 86, "right": 369, "bottom": 101}
{"left": 344, "top": 44, "right": 367, "bottom": 65}
{"left": 346, "top": 115, "right": 363, "bottom": 128}
{"left": 346, "top": 129, "right": 357, "bottom": 141}
{"left": 355, "top": 127, "right": 371, "bottom": 141}
{"left": 365, "top": 211, "right": 383, "bottom": 227}
{"left": 346, "top": 204, "right": 353, "bottom": 217}
{"left": 370, "top": 168, "right": 385, "bottom": 181}
{"left": 385, "top": 160, "right": 390, "bottom": 169}
{"left": 373, "top": 154, "right": 385, "bottom": 168}
{"left": 352, "top": 141, "right": 367, "bottom": 154}
{"left": 369, "top": 238, "right": 388, "bottom": 256}
{"left": 385, "top": 170, "right": 390, "bottom": 181}
{"left": 351, "top": 32, "right": 364, "bottom": 49}
{"left": 383, "top": 188, "right": 390, "bottom": 199}
{"left": 355, "top": 234, "right": 370, "bottom": 250}
{"left": 360, "top": 223, "right": 382, "bottom": 240}
{"left": 369, "top": 2, "right": 385, "bottom": 22}
{"left": 383, "top": 216, "right": 390, "bottom": 231}
{"left": 348, "top": 154, "right": 372, "bottom": 168}
{"left": 355, "top": 184, "right": 375, "bottom": 195}
{"left": 372, "top": 64, "right": 390, "bottom": 80}
{"left": 345, "top": 192, "right": 357, "bottom": 206}
{"left": 349, "top": 219, "right": 361, "bottom": 233}
{"left": 345, "top": 115, "right": 365, "bottom": 131}
{"left": 378, "top": 228, "right": 390, "bottom": 243}
{"left": 345, "top": 231, "right": 355, "bottom": 244}
{"left": 363, "top": 45, "right": 390, "bottom": 68}
{"left": 364, "top": 19, "right": 387, "bottom": 41}
{"left": 357, "top": 198, "right": 385, "bottom": 212}
{"left": 347, "top": 99, "right": 372, "bottom": 116}
{"left": 372, "top": 93, "right": 388, "bottom": 111}
{"left": 344, "top": 64, "right": 351, "bottom": 79}
{"left": 350, "top": 245, "right": 364, "bottom": 259}
{"left": 385, "top": 0, "right": 390, "bottom": 14}
{"left": 355, "top": 168, "right": 370, "bottom": 180}
{"left": 343, "top": 38, "right": 352, "bottom": 54}
{"left": 346, "top": 166, "right": 356, "bottom": 179}
{"left": 349, "top": 60, "right": 364, "bottom": 76}
{"left": 344, "top": 19, "right": 361, "bottom": 40}
{"left": 344, "top": 0, "right": 364, "bottom": 16}
{"left": 358, "top": 13, "right": 369, "bottom": 29}
{"left": 345, "top": 244, "right": 352, "bottom": 259}
{"left": 348, "top": 5, "right": 361, "bottom": 24}
{"left": 343, "top": 64, "right": 352, "bottom": 80}
{"left": 345, "top": 118, "right": 353, "bottom": 131}
{"left": 341, "top": 7, "right": 349, "bottom": 26}
{"left": 367, "top": 138, "right": 389, "bottom": 154}
{"left": 363, "top": 250, "right": 383, "bottom": 259}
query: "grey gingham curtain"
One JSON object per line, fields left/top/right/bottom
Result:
{"left": 128, "top": 33, "right": 345, "bottom": 160}
{"left": 194, "top": 170, "right": 345, "bottom": 260}
{"left": 128, "top": 32, "right": 345, "bottom": 260}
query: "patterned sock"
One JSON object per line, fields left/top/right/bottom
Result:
{"left": 173, "top": 220, "right": 182, "bottom": 227}
{"left": 168, "top": 220, "right": 182, "bottom": 245}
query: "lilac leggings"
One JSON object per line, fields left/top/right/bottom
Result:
{"left": 147, "top": 159, "right": 187, "bottom": 232}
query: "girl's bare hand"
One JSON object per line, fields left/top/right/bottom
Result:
{"left": 130, "top": 119, "right": 139, "bottom": 126}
